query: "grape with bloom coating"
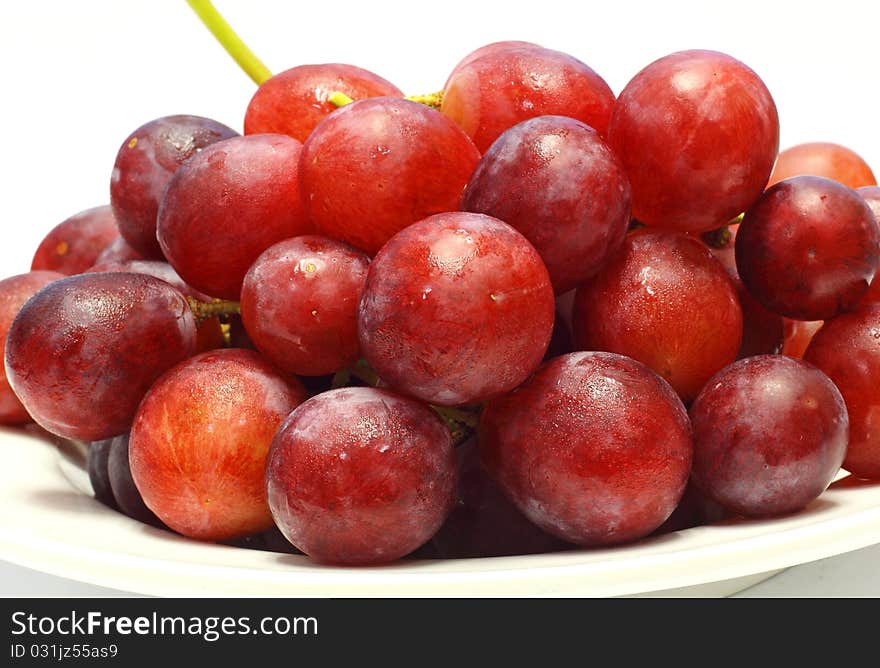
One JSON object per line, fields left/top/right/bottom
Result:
{"left": 4, "top": 272, "right": 198, "bottom": 441}
{"left": 735, "top": 175, "right": 880, "bottom": 320}
{"left": 462, "top": 115, "right": 631, "bottom": 294}
{"left": 0, "top": 271, "right": 64, "bottom": 424}
{"left": 441, "top": 45, "right": 615, "bottom": 153}
{"left": 158, "top": 134, "right": 313, "bottom": 300}
{"left": 574, "top": 229, "right": 743, "bottom": 402}
{"left": 130, "top": 349, "right": 307, "bottom": 541}
{"left": 804, "top": 305, "right": 880, "bottom": 479}
{"left": 608, "top": 49, "right": 779, "bottom": 232}
{"left": 240, "top": 236, "right": 370, "bottom": 376}
{"left": 690, "top": 355, "right": 848, "bottom": 517}
{"left": 299, "top": 97, "right": 480, "bottom": 255}
{"left": 266, "top": 387, "right": 456, "bottom": 564}
{"left": 359, "top": 212, "right": 555, "bottom": 406}
{"left": 244, "top": 63, "right": 402, "bottom": 142}
{"left": 479, "top": 351, "right": 692, "bottom": 546}
{"left": 110, "top": 115, "right": 238, "bottom": 257}
{"left": 31, "top": 205, "right": 119, "bottom": 275}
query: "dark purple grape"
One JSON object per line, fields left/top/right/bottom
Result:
{"left": 86, "top": 438, "right": 117, "bottom": 510}
{"left": 106, "top": 433, "right": 163, "bottom": 528}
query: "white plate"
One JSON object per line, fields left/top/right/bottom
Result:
{"left": 2, "top": 425, "right": 880, "bottom": 598}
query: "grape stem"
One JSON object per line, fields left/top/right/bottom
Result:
{"left": 186, "top": 0, "right": 272, "bottom": 85}
{"left": 186, "top": 296, "right": 241, "bottom": 322}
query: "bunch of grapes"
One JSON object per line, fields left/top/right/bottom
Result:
{"left": 2, "top": 4, "right": 879, "bottom": 567}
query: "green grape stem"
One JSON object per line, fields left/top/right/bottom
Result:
{"left": 186, "top": 0, "right": 272, "bottom": 85}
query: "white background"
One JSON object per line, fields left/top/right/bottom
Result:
{"left": 1, "top": 0, "right": 879, "bottom": 595}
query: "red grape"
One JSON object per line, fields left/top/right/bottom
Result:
{"left": 769, "top": 142, "right": 877, "bottom": 189}
{"left": 240, "top": 236, "right": 370, "bottom": 376}
{"left": 93, "top": 236, "right": 144, "bottom": 265}
{"left": 479, "top": 351, "right": 692, "bottom": 546}
{"left": 857, "top": 185, "right": 880, "bottom": 305}
{"left": 608, "top": 50, "right": 779, "bottom": 232}
{"left": 690, "top": 355, "right": 848, "bottom": 517}
{"left": 0, "top": 271, "right": 64, "bottom": 424}
{"left": 804, "top": 304, "right": 880, "bottom": 479}
{"left": 5, "top": 272, "right": 198, "bottom": 441}
{"left": 573, "top": 228, "right": 743, "bottom": 402}
{"left": 110, "top": 115, "right": 238, "bottom": 257}
{"left": 244, "top": 63, "right": 402, "bottom": 142}
{"left": 299, "top": 97, "right": 480, "bottom": 255}
{"left": 158, "top": 134, "right": 313, "bottom": 300}
{"left": 358, "top": 212, "right": 555, "bottom": 406}
{"left": 735, "top": 175, "right": 880, "bottom": 320}
{"left": 461, "top": 115, "right": 631, "bottom": 294}
{"left": 129, "top": 349, "right": 307, "bottom": 541}
{"left": 266, "top": 387, "right": 457, "bottom": 564}
{"left": 445, "top": 41, "right": 542, "bottom": 85}
{"left": 441, "top": 45, "right": 615, "bottom": 153}
{"left": 31, "top": 205, "right": 119, "bottom": 275}
{"left": 781, "top": 319, "right": 824, "bottom": 358}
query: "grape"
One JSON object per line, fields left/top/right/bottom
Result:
{"left": 690, "top": 355, "right": 848, "bottom": 517}
{"left": 769, "top": 142, "right": 877, "bottom": 189}
{"left": 358, "top": 212, "right": 555, "bottom": 406}
{"left": 0, "top": 271, "right": 64, "bottom": 424}
{"left": 106, "top": 433, "right": 164, "bottom": 528}
{"left": 461, "top": 115, "right": 631, "bottom": 294}
{"left": 240, "top": 236, "right": 370, "bottom": 376}
{"left": 735, "top": 175, "right": 880, "bottom": 320}
{"left": 266, "top": 387, "right": 457, "bottom": 564}
{"left": 299, "top": 97, "right": 480, "bottom": 255}
{"left": 244, "top": 63, "right": 402, "bottom": 142}
{"left": 429, "top": 438, "right": 572, "bottom": 558}
{"left": 804, "top": 304, "right": 880, "bottom": 479}
{"left": 86, "top": 439, "right": 117, "bottom": 510}
{"left": 653, "top": 482, "right": 729, "bottom": 534}
{"left": 110, "top": 115, "right": 238, "bottom": 257}
{"left": 4, "top": 272, "right": 198, "bottom": 441}
{"left": 781, "top": 319, "right": 824, "bottom": 358}
{"left": 93, "top": 236, "right": 144, "bottom": 265}
{"left": 129, "top": 349, "right": 307, "bottom": 542}
{"left": 608, "top": 50, "right": 779, "bottom": 232}
{"left": 157, "top": 134, "right": 313, "bottom": 300}
{"left": 441, "top": 45, "right": 615, "bottom": 153}
{"left": 857, "top": 185, "right": 880, "bottom": 305}
{"left": 30, "top": 205, "right": 119, "bottom": 275}
{"left": 573, "top": 228, "right": 742, "bottom": 402}
{"left": 445, "top": 41, "right": 542, "bottom": 85}
{"left": 479, "top": 351, "right": 692, "bottom": 546}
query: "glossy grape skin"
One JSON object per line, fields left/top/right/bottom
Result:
{"left": 244, "top": 63, "right": 402, "bottom": 142}
{"left": 5, "top": 272, "right": 198, "bottom": 441}
{"left": 31, "top": 205, "right": 119, "bottom": 275}
{"left": 129, "top": 349, "right": 307, "bottom": 542}
{"left": 461, "top": 115, "right": 631, "bottom": 294}
{"left": 93, "top": 236, "right": 144, "bottom": 265}
{"left": 87, "top": 438, "right": 117, "bottom": 510}
{"left": 781, "top": 319, "right": 824, "bottom": 358}
{"left": 480, "top": 351, "right": 692, "bottom": 546}
{"left": 441, "top": 46, "right": 615, "bottom": 153}
{"left": 857, "top": 186, "right": 880, "bottom": 305}
{"left": 804, "top": 305, "right": 880, "bottom": 479}
{"left": 430, "top": 438, "right": 572, "bottom": 558}
{"left": 299, "top": 97, "right": 481, "bottom": 255}
{"left": 573, "top": 229, "right": 743, "bottom": 403}
{"left": 735, "top": 176, "right": 880, "bottom": 320}
{"left": 608, "top": 50, "right": 779, "bottom": 232}
{"left": 110, "top": 115, "right": 238, "bottom": 257}
{"left": 690, "top": 355, "right": 848, "bottom": 517}
{"left": 359, "top": 212, "right": 555, "bottom": 406}
{"left": 444, "top": 41, "right": 542, "bottom": 85}
{"left": 106, "top": 433, "right": 163, "bottom": 528}
{"left": 0, "top": 271, "right": 64, "bottom": 424}
{"left": 240, "top": 236, "right": 370, "bottom": 376}
{"left": 706, "top": 224, "right": 785, "bottom": 358}
{"left": 158, "top": 134, "right": 313, "bottom": 300}
{"left": 769, "top": 142, "right": 877, "bottom": 189}
{"left": 266, "top": 387, "right": 457, "bottom": 565}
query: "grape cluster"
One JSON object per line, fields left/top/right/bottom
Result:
{"left": 3, "top": 39, "right": 880, "bottom": 566}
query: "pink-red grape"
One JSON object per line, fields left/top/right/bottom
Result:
{"left": 31, "top": 205, "right": 119, "bottom": 275}
{"left": 769, "top": 142, "right": 876, "bottom": 189}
